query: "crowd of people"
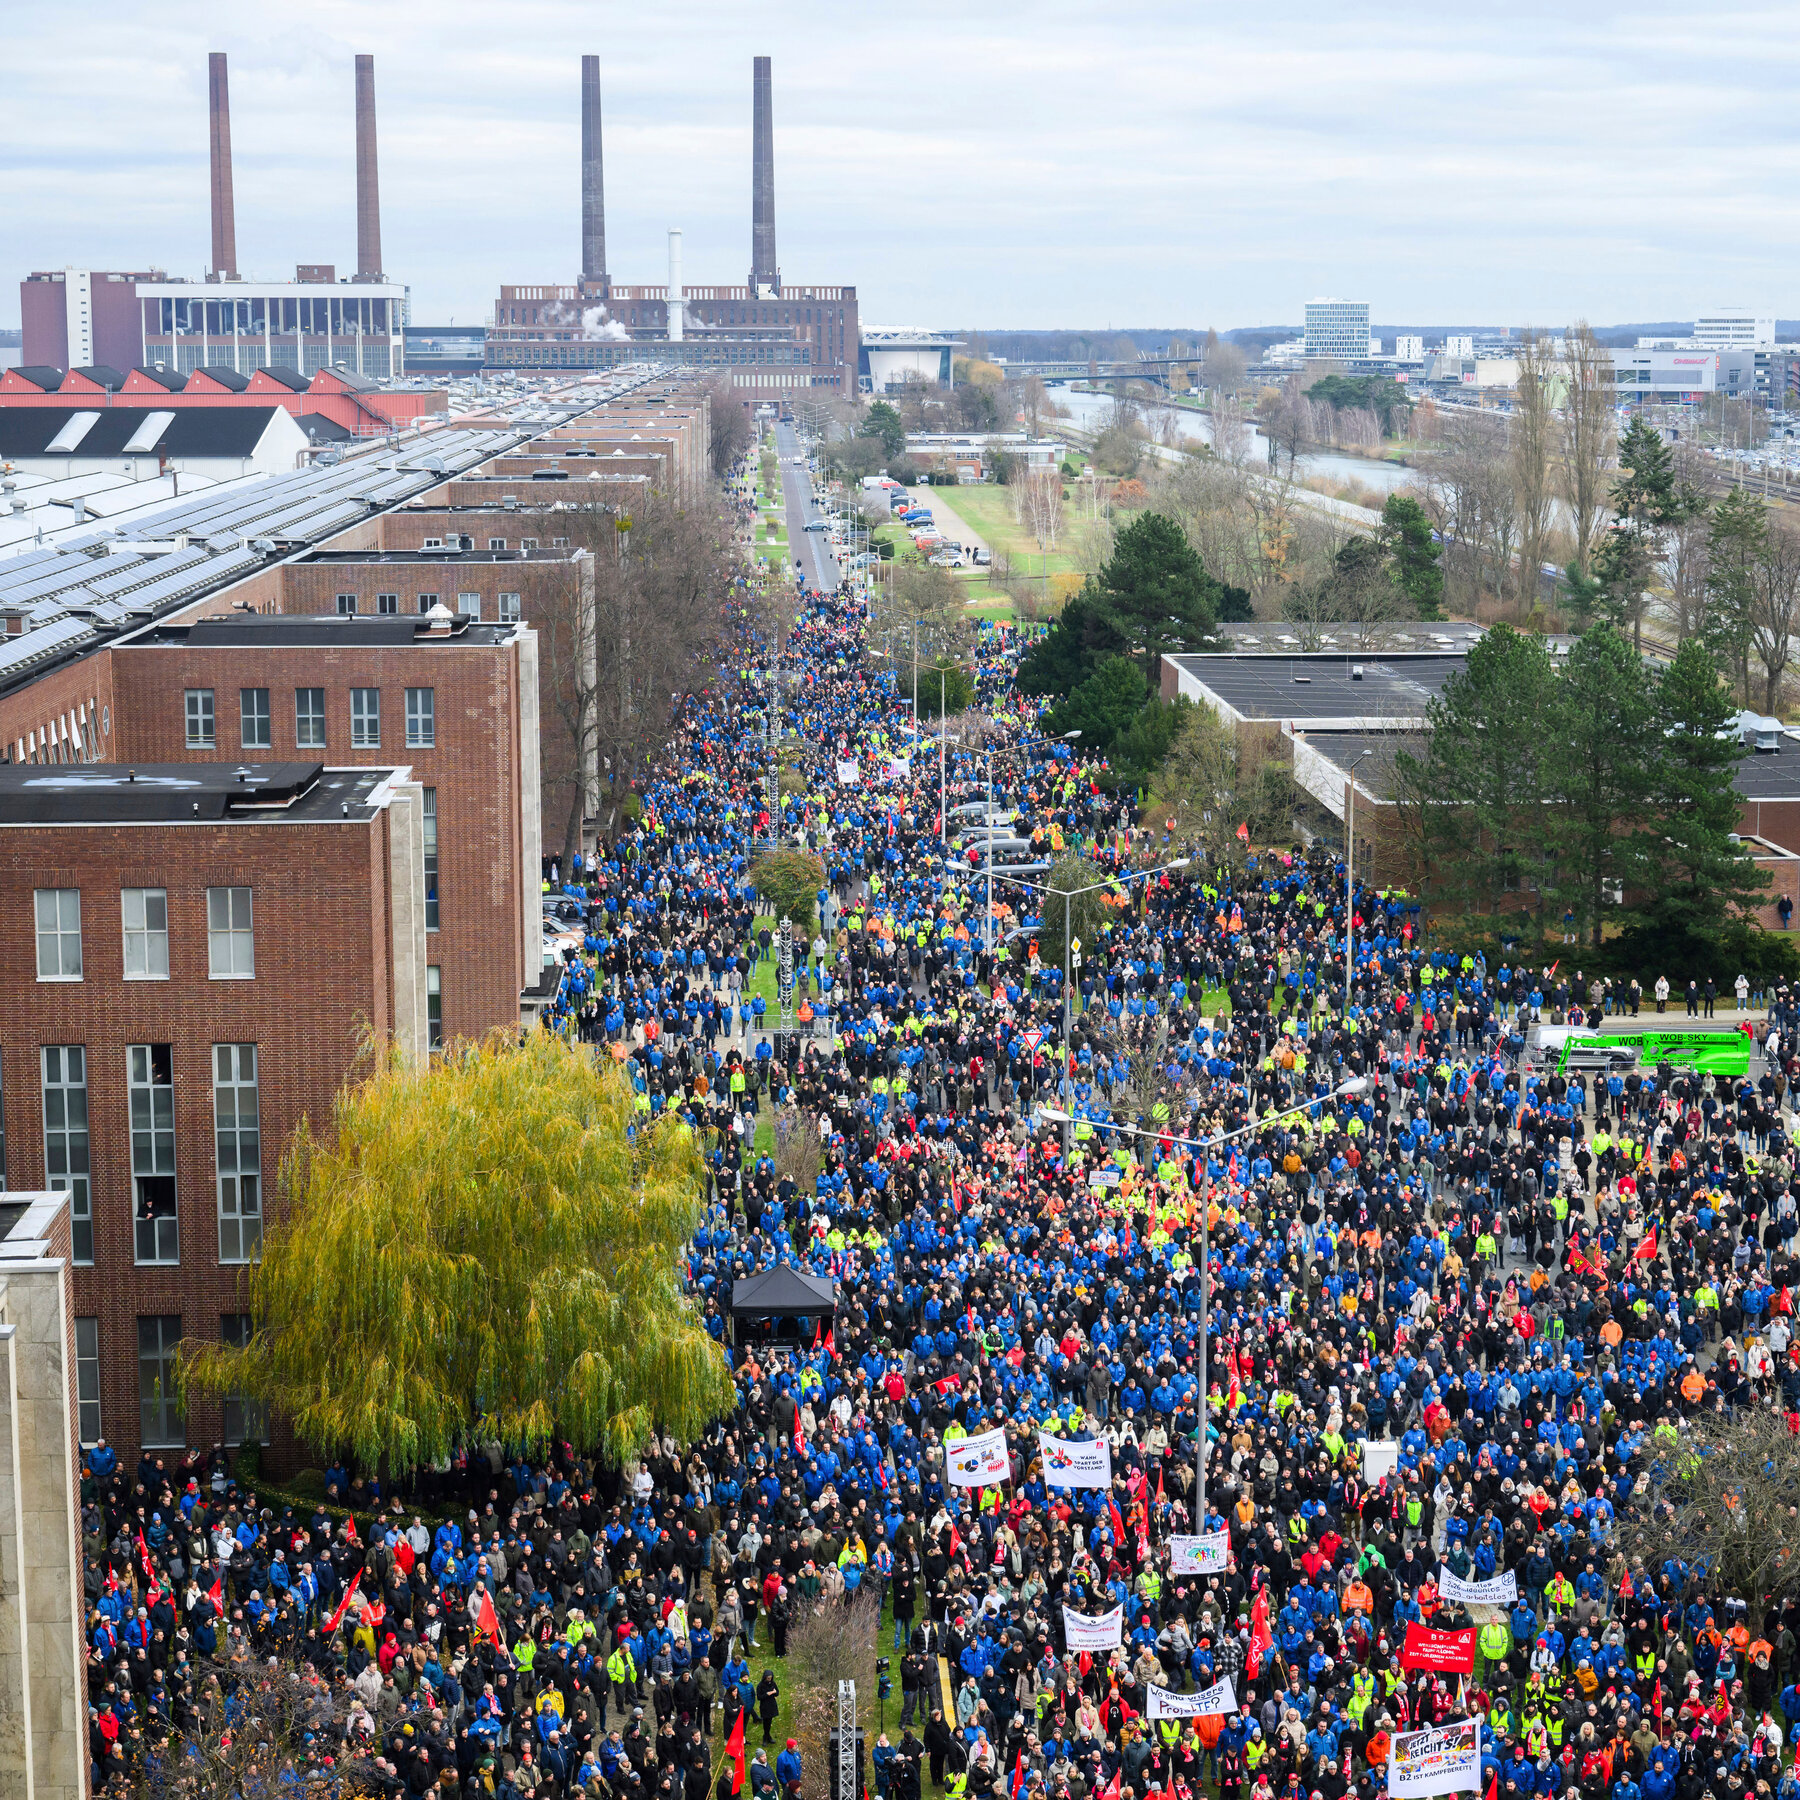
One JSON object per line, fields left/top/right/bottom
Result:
{"left": 79, "top": 442, "right": 1800, "bottom": 1800}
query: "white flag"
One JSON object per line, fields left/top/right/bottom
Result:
{"left": 1038, "top": 1432, "right": 1112, "bottom": 1490}
{"left": 943, "top": 1426, "right": 1011, "bottom": 1489}
{"left": 836, "top": 760, "right": 860, "bottom": 786}
{"left": 1062, "top": 1605, "right": 1123, "bottom": 1652}
{"left": 1169, "top": 1531, "right": 1231, "bottom": 1574}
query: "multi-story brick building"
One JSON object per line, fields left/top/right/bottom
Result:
{"left": 0, "top": 759, "right": 429, "bottom": 1463}
{"left": 108, "top": 611, "right": 544, "bottom": 1046}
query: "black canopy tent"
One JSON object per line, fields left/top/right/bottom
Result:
{"left": 728, "top": 1265, "right": 838, "bottom": 1344}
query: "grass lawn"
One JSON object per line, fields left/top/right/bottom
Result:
{"left": 928, "top": 484, "right": 1079, "bottom": 576}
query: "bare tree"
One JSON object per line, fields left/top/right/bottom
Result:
{"left": 1203, "top": 333, "right": 1248, "bottom": 399}
{"left": 1560, "top": 322, "right": 1616, "bottom": 578}
{"left": 1511, "top": 330, "right": 1557, "bottom": 617}
{"left": 1658, "top": 463, "right": 1713, "bottom": 644}
{"left": 1419, "top": 410, "right": 1517, "bottom": 616}
{"left": 1753, "top": 518, "right": 1800, "bottom": 712}
{"left": 1019, "top": 465, "right": 1065, "bottom": 552}
{"left": 705, "top": 378, "right": 755, "bottom": 477}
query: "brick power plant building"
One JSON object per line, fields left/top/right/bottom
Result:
{"left": 488, "top": 56, "right": 860, "bottom": 395}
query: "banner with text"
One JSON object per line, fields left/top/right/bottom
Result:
{"left": 1388, "top": 1721, "right": 1481, "bottom": 1798}
{"left": 1038, "top": 1432, "right": 1112, "bottom": 1489}
{"left": 1437, "top": 1568, "right": 1518, "bottom": 1607}
{"left": 1062, "top": 1606, "right": 1124, "bottom": 1652}
{"left": 836, "top": 760, "right": 860, "bottom": 786}
{"left": 1170, "top": 1531, "right": 1232, "bottom": 1574}
{"left": 1400, "top": 1623, "right": 1477, "bottom": 1674}
{"left": 1148, "top": 1678, "right": 1237, "bottom": 1719}
{"left": 944, "top": 1427, "right": 1011, "bottom": 1489}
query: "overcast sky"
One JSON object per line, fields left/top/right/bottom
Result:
{"left": 7, "top": 0, "right": 1798, "bottom": 335}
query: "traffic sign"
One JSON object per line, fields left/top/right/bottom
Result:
{"left": 1021, "top": 1029, "right": 1044, "bottom": 1053}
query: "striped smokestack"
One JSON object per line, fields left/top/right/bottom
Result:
{"left": 208, "top": 52, "right": 238, "bottom": 280}
{"left": 354, "top": 54, "right": 383, "bottom": 280}
{"left": 581, "top": 55, "right": 608, "bottom": 290}
{"left": 750, "top": 55, "right": 778, "bottom": 296}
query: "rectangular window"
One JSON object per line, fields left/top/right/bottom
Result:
{"left": 214, "top": 1045, "right": 261, "bottom": 1264}
{"left": 376, "top": 592, "right": 399, "bottom": 615}
{"left": 427, "top": 966, "right": 442, "bottom": 1050}
{"left": 219, "top": 1314, "right": 268, "bottom": 1445}
{"left": 35, "top": 888, "right": 82, "bottom": 980}
{"left": 350, "top": 687, "right": 381, "bottom": 748}
{"left": 207, "top": 886, "right": 254, "bottom": 978}
{"left": 456, "top": 592, "right": 482, "bottom": 620}
{"left": 498, "top": 592, "right": 521, "bottom": 623}
{"left": 417, "top": 593, "right": 439, "bottom": 615}
{"left": 421, "top": 538, "right": 442, "bottom": 550}
{"left": 295, "top": 687, "right": 325, "bottom": 749}
{"left": 137, "top": 1315, "right": 184, "bottom": 1448}
{"left": 185, "top": 688, "right": 215, "bottom": 748}
{"left": 129, "top": 1044, "right": 177, "bottom": 1265}
{"left": 488, "top": 537, "right": 506, "bottom": 550}
{"left": 423, "top": 788, "right": 439, "bottom": 931}
{"left": 336, "top": 593, "right": 358, "bottom": 616}
{"left": 42, "top": 1047, "right": 90, "bottom": 1264}
{"left": 406, "top": 687, "right": 435, "bottom": 749}
{"left": 240, "top": 687, "right": 271, "bottom": 750}
{"left": 520, "top": 537, "right": 539, "bottom": 551}
{"left": 121, "top": 887, "right": 169, "bottom": 980}
{"left": 551, "top": 537, "right": 569, "bottom": 548}
{"left": 75, "top": 1317, "right": 101, "bottom": 1445}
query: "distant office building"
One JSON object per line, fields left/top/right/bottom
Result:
{"left": 860, "top": 330, "right": 960, "bottom": 392}
{"left": 20, "top": 268, "right": 167, "bottom": 370}
{"left": 1695, "top": 311, "right": 1775, "bottom": 349}
{"left": 1394, "top": 335, "right": 1424, "bottom": 361}
{"left": 1441, "top": 335, "right": 1474, "bottom": 359}
{"left": 1368, "top": 336, "right": 1383, "bottom": 356}
{"left": 1303, "top": 299, "right": 1371, "bottom": 361}
{"left": 1611, "top": 347, "right": 1755, "bottom": 402}
{"left": 405, "top": 325, "right": 488, "bottom": 375}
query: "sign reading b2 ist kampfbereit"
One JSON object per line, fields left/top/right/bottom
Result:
{"left": 1388, "top": 1720, "right": 1481, "bottom": 1797}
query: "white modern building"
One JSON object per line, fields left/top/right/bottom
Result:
{"left": 1441, "top": 335, "right": 1474, "bottom": 359}
{"left": 1612, "top": 347, "right": 1756, "bottom": 401}
{"left": 1394, "top": 335, "right": 1424, "bottom": 361}
{"left": 1303, "top": 299, "right": 1371, "bottom": 361}
{"left": 858, "top": 329, "right": 961, "bottom": 393}
{"left": 1694, "top": 311, "right": 1776, "bottom": 349}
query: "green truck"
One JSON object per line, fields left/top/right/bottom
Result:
{"left": 1525, "top": 1023, "right": 1752, "bottom": 1081}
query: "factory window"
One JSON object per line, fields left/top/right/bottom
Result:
{"left": 137, "top": 1316, "right": 184, "bottom": 1448}
{"left": 406, "top": 688, "right": 435, "bottom": 749}
{"left": 75, "top": 1319, "right": 101, "bottom": 1445}
{"left": 422, "top": 787, "right": 439, "bottom": 931}
{"left": 214, "top": 1045, "right": 262, "bottom": 1265}
{"left": 240, "top": 687, "right": 271, "bottom": 750}
{"left": 220, "top": 1314, "right": 268, "bottom": 1444}
{"left": 207, "top": 887, "right": 255, "bottom": 979}
{"left": 498, "top": 593, "right": 521, "bottom": 623}
{"left": 296, "top": 687, "right": 325, "bottom": 748}
{"left": 35, "top": 888, "right": 82, "bottom": 981}
{"left": 43, "top": 1048, "right": 90, "bottom": 1265}
{"left": 185, "top": 687, "right": 215, "bottom": 748}
{"left": 376, "top": 592, "right": 398, "bottom": 615}
{"left": 129, "top": 1043, "right": 178, "bottom": 1265}
{"left": 456, "top": 593, "right": 482, "bottom": 620}
{"left": 427, "top": 967, "right": 443, "bottom": 1050}
{"left": 417, "top": 592, "right": 439, "bottom": 614}
{"left": 350, "top": 687, "right": 381, "bottom": 748}
{"left": 121, "top": 887, "right": 169, "bottom": 981}
{"left": 336, "top": 593, "right": 358, "bottom": 616}
{"left": 520, "top": 537, "right": 538, "bottom": 550}
{"left": 421, "top": 538, "right": 442, "bottom": 549}
{"left": 489, "top": 537, "right": 506, "bottom": 550}
{"left": 552, "top": 537, "right": 568, "bottom": 548}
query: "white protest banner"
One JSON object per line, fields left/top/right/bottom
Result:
{"left": 1147, "top": 1677, "right": 1237, "bottom": 1720}
{"left": 1169, "top": 1531, "right": 1231, "bottom": 1575}
{"left": 1363, "top": 1439, "right": 1399, "bottom": 1484}
{"left": 1436, "top": 1567, "right": 1518, "bottom": 1607}
{"left": 1387, "top": 1720, "right": 1481, "bottom": 1798}
{"left": 836, "top": 760, "right": 860, "bottom": 786}
{"left": 886, "top": 757, "right": 911, "bottom": 782}
{"left": 1038, "top": 1432, "right": 1112, "bottom": 1490}
{"left": 1062, "top": 1605, "right": 1123, "bottom": 1652}
{"left": 943, "top": 1426, "right": 1011, "bottom": 1489}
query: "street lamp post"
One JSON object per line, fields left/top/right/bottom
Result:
{"left": 1037, "top": 1074, "right": 1371, "bottom": 1523}
{"left": 963, "top": 856, "right": 1191, "bottom": 1156}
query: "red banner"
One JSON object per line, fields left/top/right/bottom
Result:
{"left": 1401, "top": 1622, "right": 1476, "bottom": 1673}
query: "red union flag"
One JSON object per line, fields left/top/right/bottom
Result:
{"left": 1401, "top": 1623, "right": 1477, "bottom": 1674}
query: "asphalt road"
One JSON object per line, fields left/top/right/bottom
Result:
{"left": 773, "top": 420, "right": 840, "bottom": 593}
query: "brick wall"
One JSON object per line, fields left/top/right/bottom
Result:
{"left": 0, "top": 808, "right": 401, "bottom": 1465}
{"left": 274, "top": 556, "right": 577, "bottom": 624}
{"left": 110, "top": 637, "right": 531, "bottom": 1044}
{"left": 377, "top": 508, "right": 643, "bottom": 552}
{"left": 0, "top": 648, "right": 116, "bottom": 768}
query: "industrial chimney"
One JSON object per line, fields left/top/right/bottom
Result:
{"left": 667, "top": 229, "right": 684, "bottom": 342}
{"left": 581, "top": 55, "right": 608, "bottom": 293}
{"left": 354, "top": 55, "right": 384, "bottom": 280}
{"left": 207, "top": 52, "right": 238, "bottom": 280}
{"left": 750, "top": 56, "right": 779, "bottom": 297}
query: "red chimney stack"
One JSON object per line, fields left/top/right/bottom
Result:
{"left": 354, "top": 55, "right": 383, "bottom": 280}
{"left": 208, "top": 52, "right": 238, "bottom": 280}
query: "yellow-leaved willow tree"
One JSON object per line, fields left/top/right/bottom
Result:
{"left": 182, "top": 1031, "right": 734, "bottom": 1473}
